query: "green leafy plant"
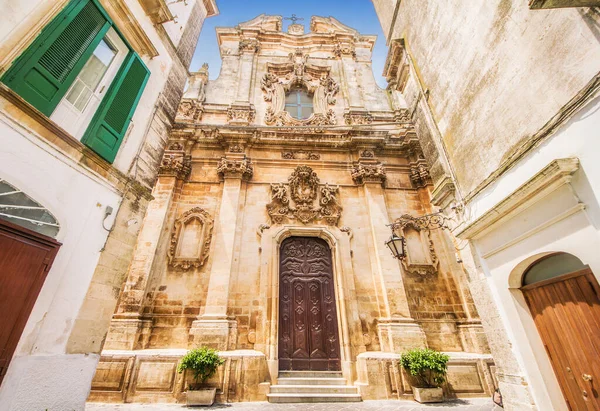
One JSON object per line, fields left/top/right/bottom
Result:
{"left": 399, "top": 348, "right": 450, "bottom": 388}
{"left": 177, "top": 347, "right": 224, "bottom": 390}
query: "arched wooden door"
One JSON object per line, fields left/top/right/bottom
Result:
{"left": 278, "top": 237, "right": 341, "bottom": 371}
{"left": 521, "top": 254, "right": 600, "bottom": 410}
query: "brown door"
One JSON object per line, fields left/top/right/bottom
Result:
{"left": 0, "top": 219, "right": 60, "bottom": 385}
{"left": 278, "top": 237, "right": 341, "bottom": 371}
{"left": 522, "top": 268, "right": 600, "bottom": 410}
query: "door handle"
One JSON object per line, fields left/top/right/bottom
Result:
{"left": 583, "top": 374, "right": 593, "bottom": 382}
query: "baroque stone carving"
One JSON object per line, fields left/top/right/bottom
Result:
{"left": 168, "top": 207, "right": 213, "bottom": 270}
{"left": 410, "top": 163, "right": 431, "bottom": 188}
{"left": 229, "top": 144, "right": 244, "bottom": 153}
{"left": 266, "top": 165, "right": 342, "bottom": 225}
{"left": 168, "top": 142, "right": 184, "bottom": 151}
{"left": 344, "top": 111, "right": 373, "bottom": 125}
{"left": 217, "top": 157, "right": 253, "bottom": 180}
{"left": 227, "top": 106, "right": 255, "bottom": 125}
{"left": 351, "top": 162, "right": 386, "bottom": 185}
{"left": 261, "top": 50, "right": 339, "bottom": 127}
{"left": 238, "top": 38, "right": 260, "bottom": 53}
{"left": 391, "top": 215, "right": 439, "bottom": 276}
{"left": 360, "top": 150, "right": 375, "bottom": 158}
{"left": 176, "top": 99, "right": 204, "bottom": 122}
{"left": 333, "top": 42, "right": 356, "bottom": 59}
{"left": 281, "top": 150, "right": 320, "bottom": 160}
{"left": 158, "top": 153, "right": 191, "bottom": 181}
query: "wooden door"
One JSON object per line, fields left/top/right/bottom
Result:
{"left": 278, "top": 237, "right": 341, "bottom": 371}
{"left": 0, "top": 219, "right": 60, "bottom": 385}
{"left": 522, "top": 268, "right": 600, "bottom": 410}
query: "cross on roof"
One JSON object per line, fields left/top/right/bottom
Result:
{"left": 284, "top": 14, "right": 304, "bottom": 24}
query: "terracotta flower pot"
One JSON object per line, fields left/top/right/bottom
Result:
{"left": 412, "top": 386, "right": 444, "bottom": 403}
{"left": 186, "top": 387, "right": 217, "bottom": 406}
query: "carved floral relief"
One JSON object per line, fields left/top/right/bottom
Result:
{"left": 267, "top": 165, "right": 342, "bottom": 225}
{"left": 168, "top": 207, "right": 214, "bottom": 270}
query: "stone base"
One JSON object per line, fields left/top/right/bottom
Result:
{"left": 88, "top": 349, "right": 269, "bottom": 404}
{"left": 104, "top": 318, "right": 152, "bottom": 350}
{"left": 377, "top": 320, "right": 427, "bottom": 352}
{"left": 189, "top": 318, "right": 237, "bottom": 351}
{"left": 355, "top": 351, "right": 496, "bottom": 400}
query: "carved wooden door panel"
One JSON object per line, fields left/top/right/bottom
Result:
{"left": 279, "top": 237, "right": 341, "bottom": 371}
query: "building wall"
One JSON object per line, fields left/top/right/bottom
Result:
{"left": 91, "top": 15, "right": 496, "bottom": 404}
{"left": 0, "top": 0, "right": 217, "bottom": 409}
{"left": 375, "top": 0, "right": 600, "bottom": 409}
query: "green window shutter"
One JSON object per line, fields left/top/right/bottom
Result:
{"left": 2, "top": 0, "right": 110, "bottom": 116}
{"left": 82, "top": 52, "right": 150, "bottom": 163}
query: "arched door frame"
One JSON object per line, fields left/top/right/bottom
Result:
{"left": 257, "top": 224, "right": 363, "bottom": 383}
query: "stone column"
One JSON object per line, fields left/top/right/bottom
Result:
{"left": 189, "top": 154, "right": 253, "bottom": 350}
{"left": 351, "top": 158, "right": 426, "bottom": 352}
{"left": 105, "top": 149, "right": 190, "bottom": 350}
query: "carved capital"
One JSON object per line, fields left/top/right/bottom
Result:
{"left": 217, "top": 157, "right": 254, "bottom": 180}
{"left": 351, "top": 162, "right": 386, "bottom": 186}
{"left": 227, "top": 106, "right": 255, "bottom": 125}
{"left": 410, "top": 161, "right": 431, "bottom": 188}
{"left": 344, "top": 110, "right": 373, "bottom": 125}
{"left": 176, "top": 99, "right": 204, "bottom": 122}
{"left": 158, "top": 152, "right": 191, "bottom": 181}
{"left": 239, "top": 38, "right": 260, "bottom": 54}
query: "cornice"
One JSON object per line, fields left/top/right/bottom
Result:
{"left": 456, "top": 158, "right": 580, "bottom": 240}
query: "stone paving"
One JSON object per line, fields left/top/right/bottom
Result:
{"left": 87, "top": 399, "right": 501, "bottom": 411}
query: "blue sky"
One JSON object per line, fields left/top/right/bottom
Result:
{"left": 190, "top": 0, "right": 388, "bottom": 88}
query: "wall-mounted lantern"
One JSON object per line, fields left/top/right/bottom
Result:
{"left": 385, "top": 232, "right": 406, "bottom": 259}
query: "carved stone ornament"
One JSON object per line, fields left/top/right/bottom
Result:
{"left": 168, "top": 207, "right": 214, "bottom": 270}
{"left": 227, "top": 106, "right": 256, "bottom": 125}
{"left": 351, "top": 162, "right": 386, "bottom": 185}
{"left": 344, "top": 111, "right": 373, "bottom": 125}
{"left": 238, "top": 38, "right": 260, "bottom": 53}
{"left": 391, "top": 215, "right": 439, "bottom": 276}
{"left": 267, "top": 165, "right": 342, "bottom": 225}
{"left": 176, "top": 99, "right": 204, "bottom": 122}
{"left": 158, "top": 152, "right": 191, "bottom": 181}
{"left": 410, "top": 162, "right": 431, "bottom": 188}
{"left": 261, "top": 50, "right": 339, "bottom": 127}
{"left": 281, "top": 150, "right": 320, "bottom": 160}
{"left": 217, "top": 157, "right": 254, "bottom": 180}
{"left": 333, "top": 42, "right": 356, "bottom": 59}
{"left": 393, "top": 108, "right": 411, "bottom": 123}
{"left": 360, "top": 150, "right": 375, "bottom": 158}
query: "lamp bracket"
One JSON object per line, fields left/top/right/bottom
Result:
{"left": 388, "top": 212, "right": 451, "bottom": 232}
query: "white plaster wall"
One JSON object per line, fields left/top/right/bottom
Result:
{"left": 463, "top": 94, "right": 600, "bottom": 410}
{"left": 0, "top": 115, "right": 120, "bottom": 409}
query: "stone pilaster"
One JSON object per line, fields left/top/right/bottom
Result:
{"left": 104, "top": 150, "right": 190, "bottom": 350}
{"left": 189, "top": 154, "right": 253, "bottom": 350}
{"left": 353, "top": 159, "right": 426, "bottom": 352}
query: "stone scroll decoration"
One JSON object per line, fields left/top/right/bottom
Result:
{"left": 261, "top": 49, "right": 339, "bottom": 127}
{"left": 390, "top": 214, "right": 447, "bottom": 276}
{"left": 267, "top": 165, "right": 342, "bottom": 225}
{"left": 168, "top": 207, "right": 214, "bottom": 270}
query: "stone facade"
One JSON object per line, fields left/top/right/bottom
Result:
{"left": 90, "top": 15, "right": 495, "bottom": 404}
{"left": 0, "top": 1, "right": 218, "bottom": 409}
{"left": 375, "top": 1, "right": 600, "bottom": 410}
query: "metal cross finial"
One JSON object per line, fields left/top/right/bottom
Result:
{"left": 284, "top": 14, "right": 304, "bottom": 24}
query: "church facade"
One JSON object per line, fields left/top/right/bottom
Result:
{"left": 89, "top": 15, "right": 497, "bottom": 403}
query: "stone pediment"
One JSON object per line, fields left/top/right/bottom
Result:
{"left": 310, "top": 16, "right": 359, "bottom": 36}
{"left": 237, "top": 14, "right": 282, "bottom": 32}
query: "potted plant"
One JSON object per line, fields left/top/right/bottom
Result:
{"left": 400, "top": 348, "right": 450, "bottom": 403}
{"left": 177, "top": 347, "right": 224, "bottom": 406}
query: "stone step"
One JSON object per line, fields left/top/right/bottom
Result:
{"left": 276, "top": 377, "right": 347, "bottom": 386}
{"left": 267, "top": 393, "right": 362, "bottom": 403}
{"left": 278, "top": 371, "right": 343, "bottom": 379}
{"left": 270, "top": 384, "right": 359, "bottom": 394}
